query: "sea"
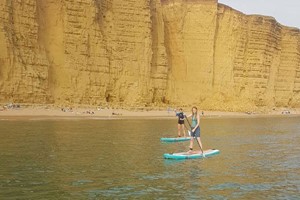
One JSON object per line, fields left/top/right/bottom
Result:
{"left": 0, "top": 116, "right": 299, "bottom": 199}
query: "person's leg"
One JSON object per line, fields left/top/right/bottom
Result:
{"left": 177, "top": 124, "right": 181, "bottom": 137}
{"left": 182, "top": 124, "right": 186, "bottom": 137}
{"left": 188, "top": 138, "right": 194, "bottom": 153}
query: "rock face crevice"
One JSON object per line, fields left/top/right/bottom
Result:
{"left": 0, "top": 0, "right": 299, "bottom": 111}
{"left": 150, "top": 0, "right": 168, "bottom": 104}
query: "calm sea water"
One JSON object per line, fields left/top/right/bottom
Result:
{"left": 0, "top": 116, "right": 299, "bottom": 200}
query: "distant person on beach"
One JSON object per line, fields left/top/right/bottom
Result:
{"left": 186, "top": 106, "right": 205, "bottom": 156}
{"left": 175, "top": 108, "right": 186, "bottom": 137}
{"left": 167, "top": 107, "right": 171, "bottom": 113}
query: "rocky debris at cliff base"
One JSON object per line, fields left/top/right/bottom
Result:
{"left": 281, "top": 110, "right": 291, "bottom": 115}
{"left": 111, "top": 112, "right": 122, "bottom": 116}
{"left": 2, "top": 103, "right": 21, "bottom": 110}
{"left": 245, "top": 111, "right": 256, "bottom": 115}
{"left": 61, "top": 107, "right": 73, "bottom": 112}
{"left": 83, "top": 110, "right": 95, "bottom": 115}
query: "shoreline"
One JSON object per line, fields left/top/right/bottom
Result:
{"left": 0, "top": 106, "right": 299, "bottom": 120}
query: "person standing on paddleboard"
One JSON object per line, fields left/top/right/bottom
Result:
{"left": 186, "top": 106, "right": 205, "bottom": 156}
{"left": 175, "top": 108, "right": 186, "bottom": 137}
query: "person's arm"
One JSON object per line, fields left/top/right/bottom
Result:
{"left": 174, "top": 109, "right": 180, "bottom": 116}
{"left": 185, "top": 113, "right": 192, "bottom": 118}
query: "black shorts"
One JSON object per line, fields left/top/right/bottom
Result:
{"left": 178, "top": 120, "right": 184, "bottom": 125}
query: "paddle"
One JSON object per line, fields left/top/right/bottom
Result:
{"left": 185, "top": 115, "right": 205, "bottom": 157}
{"left": 183, "top": 125, "right": 191, "bottom": 137}
{"left": 184, "top": 115, "right": 194, "bottom": 137}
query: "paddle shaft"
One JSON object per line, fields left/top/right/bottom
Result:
{"left": 185, "top": 115, "right": 192, "bottom": 130}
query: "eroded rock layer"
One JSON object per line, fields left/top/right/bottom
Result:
{"left": 0, "top": 0, "right": 299, "bottom": 111}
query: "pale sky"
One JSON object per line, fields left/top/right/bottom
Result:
{"left": 218, "top": 0, "right": 300, "bottom": 28}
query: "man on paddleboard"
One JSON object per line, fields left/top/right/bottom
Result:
{"left": 175, "top": 108, "right": 186, "bottom": 137}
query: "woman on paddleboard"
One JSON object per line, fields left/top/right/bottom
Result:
{"left": 186, "top": 106, "right": 205, "bottom": 156}
{"left": 175, "top": 108, "right": 186, "bottom": 137}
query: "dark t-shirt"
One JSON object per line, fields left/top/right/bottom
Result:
{"left": 176, "top": 112, "right": 185, "bottom": 124}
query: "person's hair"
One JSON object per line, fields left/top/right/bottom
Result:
{"left": 179, "top": 108, "right": 182, "bottom": 111}
{"left": 192, "top": 106, "right": 197, "bottom": 117}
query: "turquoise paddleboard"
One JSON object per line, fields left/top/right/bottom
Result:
{"left": 163, "top": 149, "right": 220, "bottom": 160}
{"left": 160, "top": 137, "right": 191, "bottom": 142}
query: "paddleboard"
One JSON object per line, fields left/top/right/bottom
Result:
{"left": 163, "top": 149, "right": 220, "bottom": 160}
{"left": 160, "top": 137, "right": 191, "bottom": 142}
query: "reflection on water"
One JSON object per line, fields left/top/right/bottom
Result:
{"left": 0, "top": 117, "right": 299, "bottom": 199}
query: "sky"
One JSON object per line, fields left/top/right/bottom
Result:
{"left": 218, "top": 0, "right": 300, "bottom": 28}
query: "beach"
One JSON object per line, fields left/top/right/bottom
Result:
{"left": 0, "top": 104, "right": 299, "bottom": 120}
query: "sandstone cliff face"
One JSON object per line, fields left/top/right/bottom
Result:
{"left": 161, "top": 1, "right": 300, "bottom": 111}
{"left": 1, "top": 0, "right": 154, "bottom": 106}
{"left": 161, "top": 0, "right": 218, "bottom": 106}
{"left": 0, "top": 0, "right": 299, "bottom": 111}
{"left": 210, "top": 4, "right": 300, "bottom": 111}
{"left": 0, "top": 1, "right": 50, "bottom": 103}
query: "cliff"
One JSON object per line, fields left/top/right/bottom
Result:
{"left": 0, "top": 0, "right": 154, "bottom": 106}
{"left": 0, "top": 0, "right": 299, "bottom": 111}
